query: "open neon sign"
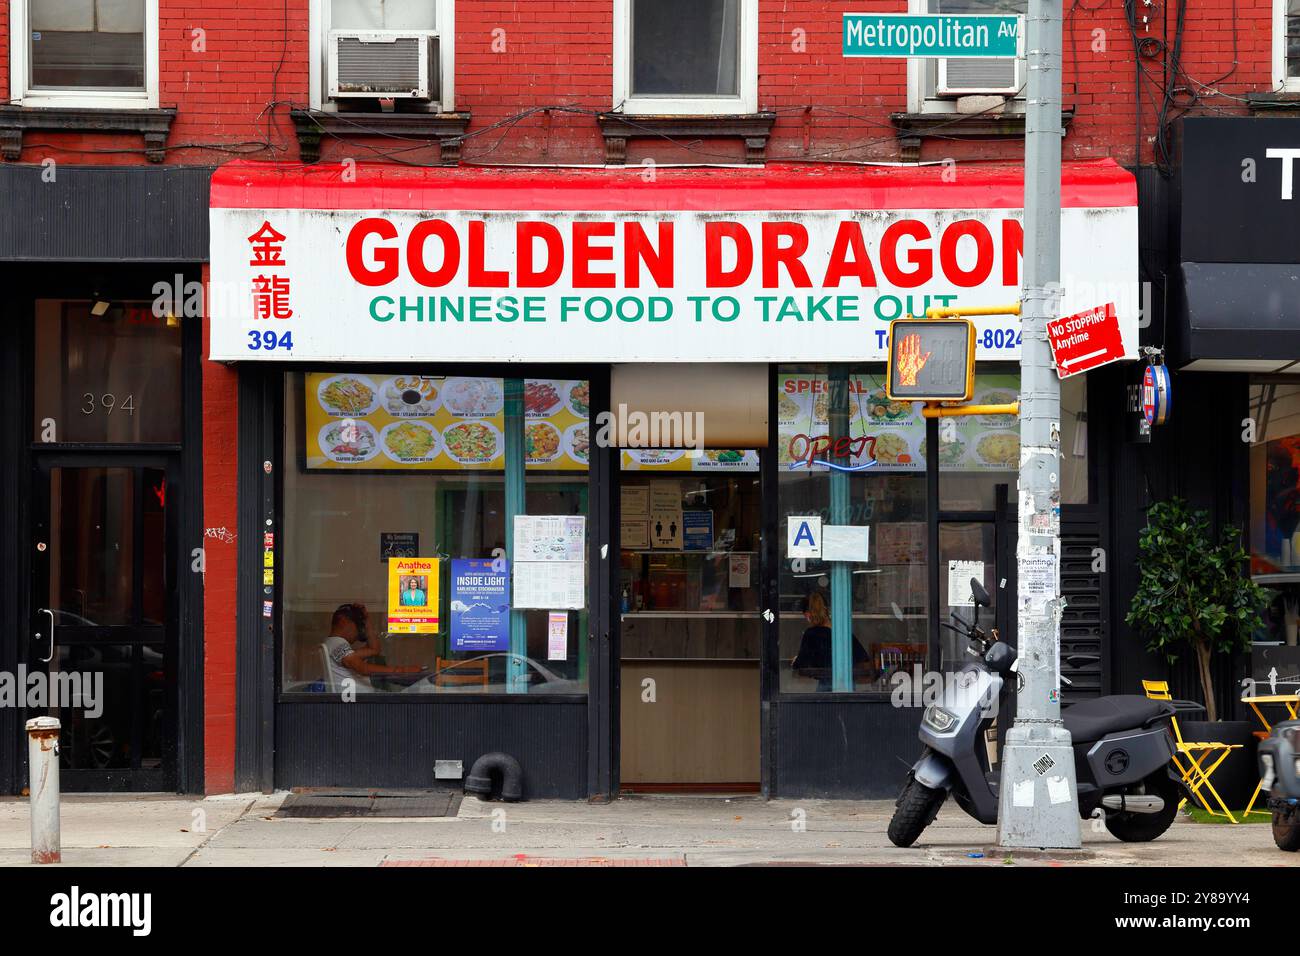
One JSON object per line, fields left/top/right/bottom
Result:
{"left": 786, "top": 433, "right": 880, "bottom": 472}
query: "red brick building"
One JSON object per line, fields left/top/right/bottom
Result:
{"left": 0, "top": 2, "right": 1284, "bottom": 801}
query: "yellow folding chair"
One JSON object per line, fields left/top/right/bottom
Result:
{"left": 1142, "top": 680, "right": 1241, "bottom": 823}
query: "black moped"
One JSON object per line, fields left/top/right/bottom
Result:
{"left": 888, "top": 578, "right": 1187, "bottom": 847}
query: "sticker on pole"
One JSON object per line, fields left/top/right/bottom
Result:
{"left": 1047, "top": 303, "right": 1125, "bottom": 379}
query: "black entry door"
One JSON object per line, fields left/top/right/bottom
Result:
{"left": 29, "top": 456, "right": 177, "bottom": 791}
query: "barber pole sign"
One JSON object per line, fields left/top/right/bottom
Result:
{"left": 1047, "top": 302, "right": 1125, "bottom": 379}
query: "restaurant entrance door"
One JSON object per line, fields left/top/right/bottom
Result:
{"left": 29, "top": 457, "right": 178, "bottom": 791}
{"left": 617, "top": 460, "right": 763, "bottom": 791}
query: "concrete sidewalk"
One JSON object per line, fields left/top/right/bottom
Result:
{"left": 0, "top": 793, "right": 1291, "bottom": 867}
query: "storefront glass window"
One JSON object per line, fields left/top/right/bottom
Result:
{"left": 938, "top": 372, "right": 1088, "bottom": 509}
{"left": 281, "top": 373, "right": 590, "bottom": 695}
{"left": 777, "top": 365, "right": 929, "bottom": 693}
{"left": 1248, "top": 379, "right": 1300, "bottom": 644}
{"left": 33, "top": 299, "right": 183, "bottom": 444}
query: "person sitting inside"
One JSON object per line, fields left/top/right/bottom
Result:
{"left": 337, "top": 602, "right": 383, "bottom": 662}
{"left": 324, "top": 605, "right": 420, "bottom": 691}
{"left": 791, "top": 591, "right": 873, "bottom": 691}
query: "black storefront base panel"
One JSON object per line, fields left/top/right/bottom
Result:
{"left": 773, "top": 700, "right": 919, "bottom": 799}
{"left": 275, "top": 700, "right": 588, "bottom": 798}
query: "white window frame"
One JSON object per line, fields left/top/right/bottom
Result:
{"left": 1274, "top": 0, "right": 1300, "bottom": 92}
{"left": 612, "top": 0, "right": 758, "bottom": 115}
{"left": 10, "top": 0, "right": 159, "bottom": 109}
{"left": 906, "top": 0, "right": 1025, "bottom": 114}
{"left": 310, "top": 0, "right": 456, "bottom": 111}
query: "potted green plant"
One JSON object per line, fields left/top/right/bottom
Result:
{"left": 1127, "top": 498, "right": 1269, "bottom": 722}
{"left": 1126, "top": 498, "right": 1270, "bottom": 808}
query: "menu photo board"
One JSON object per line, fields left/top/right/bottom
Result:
{"left": 776, "top": 372, "right": 1020, "bottom": 474}
{"left": 304, "top": 374, "right": 591, "bottom": 471}
{"left": 931, "top": 373, "right": 1020, "bottom": 472}
{"left": 621, "top": 449, "right": 759, "bottom": 471}
{"left": 778, "top": 372, "right": 924, "bottom": 473}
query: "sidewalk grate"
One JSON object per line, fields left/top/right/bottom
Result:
{"left": 276, "top": 789, "right": 462, "bottom": 819}
{"left": 383, "top": 854, "right": 686, "bottom": 867}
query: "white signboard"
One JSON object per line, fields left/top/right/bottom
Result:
{"left": 947, "top": 560, "right": 985, "bottom": 606}
{"left": 514, "top": 561, "right": 585, "bottom": 609}
{"left": 210, "top": 201, "right": 1138, "bottom": 363}
{"left": 514, "top": 515, "right": 585, "bottom": 563}
{"left": 822, "top": 525, "right": 870, "bottom": 562}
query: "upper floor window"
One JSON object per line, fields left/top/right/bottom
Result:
{"left": 613, "top": 0, "right": 758, "bottom": 115}
{"left": 1275, "top": 0, "right": 1300, "bottom": 90}
{"left": 908, "top": 0, "right": 1026, "bottom": 113}
{"left": 11, "top": 0, "right": 159, "bottom": 107}
{"left": 311, "top": 0, "right": 455, "bottom": 111}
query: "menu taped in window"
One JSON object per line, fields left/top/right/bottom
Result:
{"left": 304, "top": 374, "right": 590, "bottom": 471}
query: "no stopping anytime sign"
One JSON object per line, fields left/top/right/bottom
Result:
{"left": 1047, "top": 302, "right": 1125, "bottom": 379}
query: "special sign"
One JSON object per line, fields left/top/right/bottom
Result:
{"left": 208, "top": 164, "right": 1139, "bottom": 364}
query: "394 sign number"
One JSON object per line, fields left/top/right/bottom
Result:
{"left": 81, "top": 393, "right": 135, "bottom": 416}
{"left": 247, "top": 329, "right": 294, "bottom": 351}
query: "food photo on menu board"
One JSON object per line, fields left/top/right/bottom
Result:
{"left": 304, "top": 374, "right": 590, "bottom": 472}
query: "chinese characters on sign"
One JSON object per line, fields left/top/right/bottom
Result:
{"left": 247, "top": 221, "right": 295, "bottom": 352}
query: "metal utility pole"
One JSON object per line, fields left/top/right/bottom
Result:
{"left": 996, "top": 0, "right": 1081, "bottom": 848}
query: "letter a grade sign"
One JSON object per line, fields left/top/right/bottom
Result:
{"left": 788, "top": 516, "right": 822, "bottom": 559}
{"left": 886, "top": 318, "right": 976, "bottom": 402}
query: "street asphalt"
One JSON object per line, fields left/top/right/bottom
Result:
{"left": 0, "top": 792, "right": 1294, "bottom": 867}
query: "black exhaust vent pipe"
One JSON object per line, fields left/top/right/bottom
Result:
{"left": 464, "top": 752, "right": 524, "bottom": 802}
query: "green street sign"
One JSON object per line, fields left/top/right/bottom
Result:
{"left": 842, "top": 13, "right": 1023, "bottom": 59}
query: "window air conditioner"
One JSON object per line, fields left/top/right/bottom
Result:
{"left": 936, "top": 56, "right": 1022, "bottom": 96}
{"left": 328, "top": 31, "right": 440, "bottom": 103}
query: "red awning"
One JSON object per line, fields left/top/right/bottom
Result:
{"left": 210, "top": 159, "right": 1137, "bottom": 213}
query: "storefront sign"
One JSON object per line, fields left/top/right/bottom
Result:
{"left": 209, "top": 164, "right": 1139, "bottom": 364}
{"left": 387, "top": 557, "right": 440, "bottom": 634}
{"left": 843, "top": 12, "right": 1023, "bottom": 58}
{"left": 1142, "top": 364, "right": 1171, "bottom": 426}
{"left": 1048, "top": 303, "right": 1125, "bottom": 379}
{"left": 449, "top": 559, "right": 510, "bottom": 651}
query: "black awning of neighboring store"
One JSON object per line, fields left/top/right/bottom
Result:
{"left": 1173, "top": 261, "right": 1300, "bottom": 371}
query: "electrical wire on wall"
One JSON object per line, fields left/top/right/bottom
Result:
{"left": 5, "top": 0, "right": 1265, "bottom": 170}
